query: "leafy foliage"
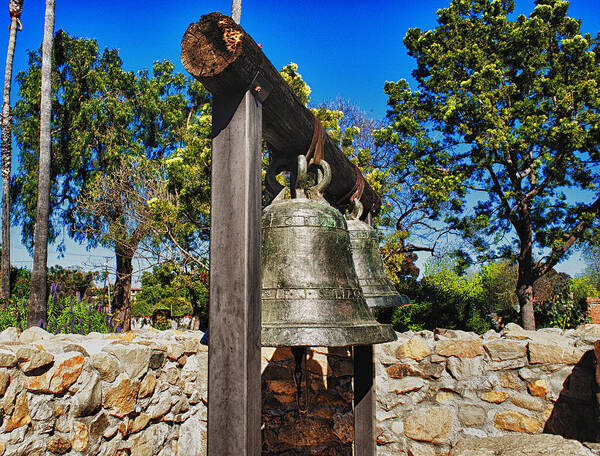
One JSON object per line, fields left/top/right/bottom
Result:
{"left": 376, "top": 0, "right": 600, "bottom": 328}
{"left": 479, "top": 260, "right": 518, "bottom": 313}
{"left": 12, "top": 31, "right": 212, "bottom": 326}
{"left": 280, "top": 63, "right": 311, "bottom": 106}
{"left": 583, "top": 243, "right": 600, "bottom": 290}
{"left": 14, "top": 31, "right": 133, "bottom": 251}
{"left": 570, "top": 275, "right": 599, "bottom": 304}
{"left": 0, "top": 299, "right": 28, "bottom": 330}
{"left": 0, "top": 284, "right": 114, "bottom": 334}
{"left": 534, "top": 277, "right": 591, "bottom": 329}
{"left": 133, "top": 262, "right": 208, "bottom": 329}
{"left": 383, "top": 256, "right": 491, "bottom": 334}
{"left": 384, "top": 253, "right": 596, "bottom": 333}
{"left": 154, "top": 297, "right": 192, "bottom": 317}
{"left": 0, "top": 264, "right": 117, "bottom": 333}
{"left": 44, "top": 289, "right": 113, "bottom": 334}
{"left": 9, "top": 267, "right": 31, "bottom": 303}
{"left": 381, "top": 232, "right": 420, "bottom": 283}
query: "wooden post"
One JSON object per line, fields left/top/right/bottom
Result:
{"left": 354, "top": 345, "right": 376, "bottom": 456}
{"left": 354, "top": 210, "right": 376, "bottom": 455}
{"left": 208, "top": 90, "right": 262, "bottom": 456}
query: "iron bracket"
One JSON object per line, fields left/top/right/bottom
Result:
{"left": 250, "top": 72, "right": 272, "bottom": 104}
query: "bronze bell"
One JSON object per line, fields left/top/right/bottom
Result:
{"left": 261, "top": 155, "right": 396, "bottom": 347}
{"left": 346, "top": 199, "right": 410, "bottom": 308}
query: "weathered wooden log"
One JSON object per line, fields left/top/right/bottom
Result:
{"left": 181, "top": 12, "right": 381, "bottom": 217}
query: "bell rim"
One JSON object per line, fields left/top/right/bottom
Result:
{"left": 364, "top": 294, "right": 411, "bottom": 308}
{"left": 261, "top": 323, "right": 397, "bottom": 347}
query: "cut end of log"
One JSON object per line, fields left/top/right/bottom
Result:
{"left": 181, "top": 12, "right": 245, "bottom": 79}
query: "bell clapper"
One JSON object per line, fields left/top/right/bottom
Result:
{"left": 292, "top": 346, "right": 311, "bottom": 414}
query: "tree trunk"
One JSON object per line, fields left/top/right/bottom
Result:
{"left": 517, "top": 264, "right": 536, "bottom": 331}
{"left": 516, "top": 213, "right": 536, "bottom": 330}
{"left": 112, "top": 245, "right": 133, "bottom": 332}
{"left": 188, "top": 283, "right": 202, "bottom": 331}
{"left": 28, "top": 0, "right": 54, "bottom": 328}
{"left": 180, "top": 12, "right": 381, "bottom": 218}
{"left": 1, "top": 1, "right": 23, "bottom": 301}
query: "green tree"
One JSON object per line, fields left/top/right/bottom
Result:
{"left": 28, "top": 0, "right": 55, "bottom": 327}
{"left": 12, "top": 32, "right": 210, "bottom": 329}
{"left": 480, "top": 260, "right": 518, "bottom": 315}
{"left": 144, "top": 92, "right": 212, "bottom": 269}
{"left": 1, "top": 0, "right": 24, "bottom": 300}
{"left": 390, "top": 255, "right": 490, "bottom": 333}
{"left": 47, "top": 265, "right": 97, "bottom": 299}
{"left": 376, "top": 0, "right": 600, "bottom": 329}
{"left": 381, "top": 234, "right": 421, "bottom": 283}
{"left": 570, "top": 275, "right": 598, "bottom": 308}
{"left": 133, "top": 261, "right": 208, "bottom": 329}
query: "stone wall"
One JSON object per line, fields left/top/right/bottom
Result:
{"left": 1, "top": 323, "right": 600, "bottom": 455}
{"left": 374, "top": 323, "right": 600, "bottom": 456}
{"left": 130, "top": 316, "right": 195, "bottom": 331}
{"left": 0, "top": 326, "right": 208, "bottom": 456}
{"left": 261, "top": 346, "right": 354, "bottom": 455}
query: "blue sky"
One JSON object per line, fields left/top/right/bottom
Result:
{"left": 1, "top": 0, "right": 599, "bottom": 280}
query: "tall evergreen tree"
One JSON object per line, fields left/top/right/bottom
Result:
{"left": 28, "top": 0, "right": 54, "bottom": 327}
{"left": 1, "top": 0, "right": 24, "bottom": 300}
{"left": 376, "top": 0, "right": 600, "bottom": 329}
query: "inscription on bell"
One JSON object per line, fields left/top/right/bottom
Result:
{"left": 348, "top": 230, "right": 377, "bottom": 240}
{"left": 262, "top": 287, "right": 364, "bottom": 300}
{"left": 265, "top": 213, "right": 344, "bottom": 228}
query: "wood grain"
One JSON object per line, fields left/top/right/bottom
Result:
{"left": 208, "top": 91, "right": 262, "bottom": 456}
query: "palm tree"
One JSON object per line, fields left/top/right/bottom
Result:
{"left": 1, "top": 0, "right": 24, "bottom": 301}
{"left": 28, "top": 0, "right": 54, "bottom": 327}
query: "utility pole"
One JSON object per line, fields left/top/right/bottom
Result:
{"left": 231, "top": 0, "right": 241, "bottom": 24}
{"left": 104, "top": 259, "right": 111, "bottom": 312}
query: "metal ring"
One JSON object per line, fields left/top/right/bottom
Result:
{"left": 348, "top": 198, "right": 364, "bottom": 220}
{"left": 308, "top": 158, "right": 331, "bottom": 195}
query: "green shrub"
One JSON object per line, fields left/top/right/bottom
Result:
{"left": 131, "top": 298, "right": 153, "bottom": 317}
{"left": 155, "top": 296, "right": 192, "bottom": 317}
{"left": 10, "top": 267, "right": 31, "bottom": 302}
{"left": 134, "top": 261, "right": 209, "bottom": 330}
{"left": 379, "top": 256, "right": 492, "bottom": 334}
{"left": 387, "top": 301, "right": 428, "bottom": 332}
{"left": 45, "top": 292, "right": 113, "bottom": 334}
{"left": 0, "top": 286, "right": 117, "bottom": 334}
{"left": 534, "top": 278, "right": 592, "bottom": 330}
{"left": 389, "top": 273, "right": 491, "bottom": 334}
{"left": 0, "top": 299, "right": 28, "bottom": 330}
